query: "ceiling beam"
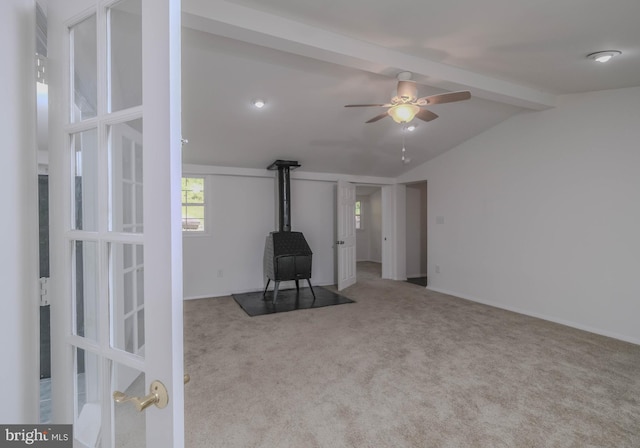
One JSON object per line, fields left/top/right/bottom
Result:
{"left": 182, "top": 1, "right": 556, "bottom": 110}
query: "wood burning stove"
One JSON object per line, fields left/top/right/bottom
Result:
{"left": 263, "top": 160, "right": 316, "bottom": 304}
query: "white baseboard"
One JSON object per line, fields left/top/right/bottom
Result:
{"left": 426, "top": 286, "right": 640, "bottom": 346}
{"left": 183, "top": 294, "right": 225, "bottom": 301}
{"left": 183, "top": 284, "right": 265, "bottom": 300}
{"left": 183, "top": 281, "right": 336, "bottom": 301}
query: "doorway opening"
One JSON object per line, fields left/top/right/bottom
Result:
{"left": 405, "top": 181, "right": 427, "bottom": 287}
{"left": 355, "top": 185, "right": 383, "bottom": 280}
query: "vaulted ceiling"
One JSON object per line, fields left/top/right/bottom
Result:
{"left": 181, "top": 0, "right": 640, "bottom": 177}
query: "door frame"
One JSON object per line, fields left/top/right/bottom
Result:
{"left": 337, "top": 182, "right": 403, "bottom": 285}
{"left": 403, "top": 181, "right": 428, "bottom": 281}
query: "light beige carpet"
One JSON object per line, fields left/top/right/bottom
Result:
{"left": 184, "top": 262, "right": 640, "bottom": 447}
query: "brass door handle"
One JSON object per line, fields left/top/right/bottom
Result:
{"left": 113, "top": 375, "right": 190, "bottom": 412}
{"left": 113, "top": 380, "right": 169, "bottom": 412}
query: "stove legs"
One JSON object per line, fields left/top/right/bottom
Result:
{"left": 263, "top": 279, "right": 281, "bottom": 303}
{"left": 263, "top": 278, "right": 315, "bottom": 305}
{"left": 307, "top": 279, "right": 316, "bottom": 301}
{"left": 263, "top": 279, "right": 271, "bottom": 298}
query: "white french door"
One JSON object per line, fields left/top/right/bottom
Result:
{"left": 336, "top": 180, "right": 357, "bottom": 290}
{"left": 48, "top": 0, "right": 184, "bottom": 446}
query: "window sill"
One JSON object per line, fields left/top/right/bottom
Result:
{"left": 182, "top": 231, "right": 209, "bottom": 238}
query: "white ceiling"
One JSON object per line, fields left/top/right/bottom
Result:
{"left": 181, "top": 0, "right": 640, "bottom": 177}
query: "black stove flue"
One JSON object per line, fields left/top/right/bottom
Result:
{"left": 269, "top": 159, "right": 298, "bottom": 232}
{"left": 263, "top": 160, "right": 316, "bottom": 304}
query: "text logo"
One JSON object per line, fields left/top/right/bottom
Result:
{"left": 0, "top": 425, "right": 72, "bottom": 447}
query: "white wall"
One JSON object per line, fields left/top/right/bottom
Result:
{"left": 182, "top": 174, "right": 273, "bottom": 298}
{"left": 183, "top": 173, "right": 336, "bottom": 298}
{"left": 400, "top": 87, "right": 640, "bottom": 344}
{"left": 406, "top": 182, "right": 427, "bottom": 278}
{"left": 290, "top": 178, "right": 336, "bottom": 288}
{"left": 0, "top": 0, "right": 39, "bottom": 423}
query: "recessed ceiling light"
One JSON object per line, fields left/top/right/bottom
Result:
{"left": 252, "top": 99, "right": 266, "bottom": 108}
{"left": 587, "top": 50, "right": 621, "bottom": 63}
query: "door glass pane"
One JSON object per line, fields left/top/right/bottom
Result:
{"left": 112, "top": 364, "right": 146, "bottom": 447}
{"left": 110, "top": 243, "right": 145, "bottom": 355}
{"left": 109, "top": 119, "right": 143, "bottom": 233}
{"left": 109, "top": 0, "right": 142, "bottom": 112}
{"left": 75, "top": 348, "right": 102, "bottom": 448}
{"left": 73, "top": 241, "right": 99, "bottom": 342}
{"left": 72, "top": 129, "right": 99, "bottom": 231}
{"left": 70, "top": 15, "right": 97, "bottom": 121}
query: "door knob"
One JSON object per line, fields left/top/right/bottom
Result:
{"left": 113, "top": 380, "right": 169, "bottom": 412}
{"left": 113, "top": 375, "right": 190, "bottom": 412}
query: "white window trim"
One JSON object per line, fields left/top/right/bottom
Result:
{"left": 181, "top": 175, "right": 209, "bottom": 236}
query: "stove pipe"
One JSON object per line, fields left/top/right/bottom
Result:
{"left": 267, "top": 160, "right": 300, "bottom": 232}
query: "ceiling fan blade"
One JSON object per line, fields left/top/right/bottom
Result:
{"left": 419, "top": 90, "right": 471, "bottom": 105}
{"left": 365, "top": 112, "right": 390, "bottom": 123}
{"left": 397, "top": 80, "right": 418, "bottom": 101}
{"left": 415, "top": 109, "right": 438, "bottom": 122}
{"left": 344, "top": 103, "right": 390, "bottom": 108}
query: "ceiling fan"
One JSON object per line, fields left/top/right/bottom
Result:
{"left": 344, "top": 72, "right": 471, "bottom": 124}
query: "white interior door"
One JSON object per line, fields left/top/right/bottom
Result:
{"left": 337, "top": 180, "right": 357, "bottom": 290}
{"left": 48, "top": 0, "right": 184, "bottom": 446}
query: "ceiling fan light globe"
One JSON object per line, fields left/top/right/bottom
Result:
{"left": 388, "top": 104, "right": 419, "bottom": 123}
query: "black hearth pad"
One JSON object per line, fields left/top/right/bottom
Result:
{"left": 232, "top": 286, "right": 354, "bottom": 317}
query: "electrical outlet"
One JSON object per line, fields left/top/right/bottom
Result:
{"left": 217, "top": 269, "right": 223, "bottom": 278}
{"left": 435, "top": 265, "right": 440, "bottom": 274}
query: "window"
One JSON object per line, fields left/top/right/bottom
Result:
{"left": 355, "top": 200, "right": 362, "bottom": 230}
{"left": 181, "top": 177, "right": 205, "bottom": 232}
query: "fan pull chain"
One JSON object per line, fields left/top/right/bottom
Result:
{"left": 401, "top": 132, "right": 410, "bottom": 164}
